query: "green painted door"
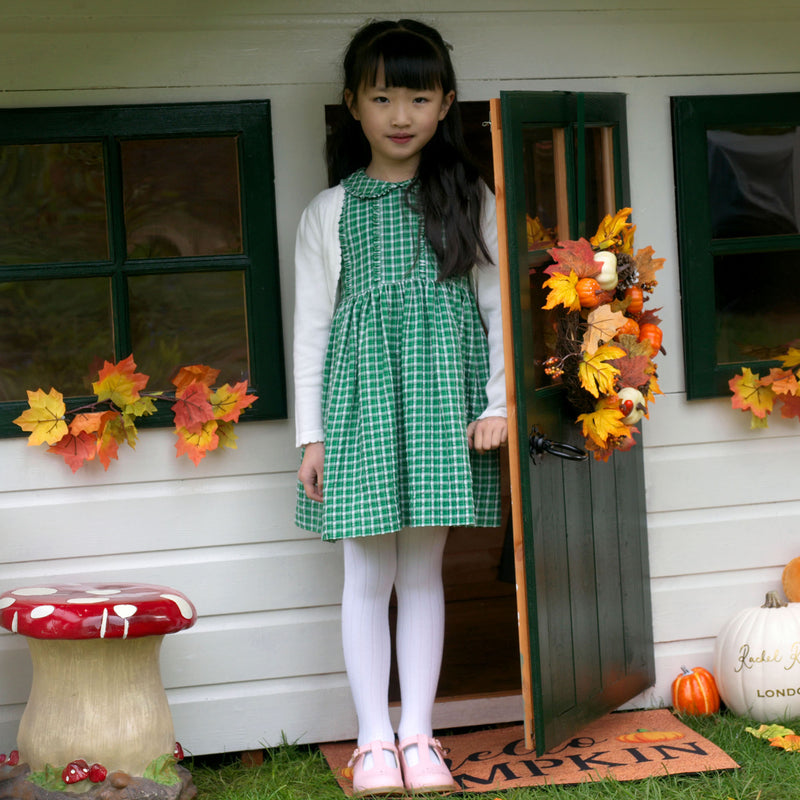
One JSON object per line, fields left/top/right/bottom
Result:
{"left": 497, "top": 92, "right": 655, "bottom": 754}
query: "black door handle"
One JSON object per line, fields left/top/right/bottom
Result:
{"left": 529, "top": 427, "right": 588, "bottom": 464}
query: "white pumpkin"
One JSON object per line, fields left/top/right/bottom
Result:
{"left": 593, "top": 250, "right": 618, "bottom": 291}
{"left": 713, "top": 591, "right": 800, "bottom": 722}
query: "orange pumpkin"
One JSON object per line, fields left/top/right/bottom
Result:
{"left": 576, "top": 277, "right": 602, "bottom": 308}
{"left": 624, "top": 286, "right": 644, "bottom": 315}
{"left": 671, "top": 665, "right": 721, "bottom": 716}
{"left": 617, "top": 317, "right": 640, "bottom": 338}
{"left": 638, "top": 323, "right": 663, "bottom": 355}
{"left": 782, "top": 556, "right": 800, "bottom": 602}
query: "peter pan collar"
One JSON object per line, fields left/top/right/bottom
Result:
{"left": 342, "top": 168, "right": 415, "bottom": 199}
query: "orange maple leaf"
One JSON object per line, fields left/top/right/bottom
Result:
{"left": 211, "top": 382, "right": 258, "bottom": 422}
{"left": 762, "top": 367, "right": 798, "bottom": 396}
{"left": 174, "top": 420, "right": 220, "bottom": 465}
{"left": 544, "top": 239, "right": 600, "bottom": 278}
{"left": 778, "top": 393, "right": 800, "bottom": 421}
{"left": 69, "top": 410, "right": 118, "bottom": 437}
{"left": 47, "top": 431, "right": 97, "bottom": 473}
{"left": 172, "top": 364, "right": 221, "bottom": 392}
{"left": 172, "top": 382, "right": 214, "bottom": 431}
{"left": 729, "top": 368, "right": 775, "bottom": 420}
{"left": 93, "top": 355, "right": 149, "bottom": 408}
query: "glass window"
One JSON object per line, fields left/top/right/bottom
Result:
{"left": 672, "top": 92, "right": 800, "bottom": 398}
{"left": 0, "top": 101, "right": 286, "bottom": 436}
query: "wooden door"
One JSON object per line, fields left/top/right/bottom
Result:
{"left": 491, "top": 92, "right": 655, "bottom": 754}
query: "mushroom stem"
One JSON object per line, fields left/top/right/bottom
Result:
{"left": 18, "top": 636, "right": 174, "bottom": 775}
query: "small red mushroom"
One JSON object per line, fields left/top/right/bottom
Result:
{"left": 88, "top": 763, "right": 108, "bottom": 783}
{"left": 173, "top": 742, "right": 184, "bottom": 761}
{"left": 0, "top": 754, "right": 6, "bottom": 765}
{"left": 63, "top": 760, "right": 90, "bottom": 784}
{"left": 7, "top": 751, "right": 18, "bottom": 766}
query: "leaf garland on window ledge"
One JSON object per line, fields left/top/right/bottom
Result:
{"left": 540, "top": 208, "right": 665, "bottom": 461}
{"left": 729, "top": 346, "right": 800, "bottom": 428}
{"left": 13, "top": 355, "right": 257, "bottom": 471}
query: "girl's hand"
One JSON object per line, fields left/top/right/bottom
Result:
{"left": 467, "top": 416, "right": 508, "bottom": 454}
{"left": 298, "top": 441, "right": 325, "bottom": 502}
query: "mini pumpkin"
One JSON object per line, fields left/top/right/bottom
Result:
{"left": 638, "top": 323, "right": 663, "bottom": 355}
{"left": 782, "top": 556, "right": 800, "bottom": 602}
{"left": 623, "top": 286, "right": 644, "bottom": 315}
{"left": 671, "top": 665, "right": 720, "bottom": 715}
{"left": 617, "top": 317, "right": 640, "bottom": 338}
{"left": 576, "top": 277, "right": 603, "bottom": 308}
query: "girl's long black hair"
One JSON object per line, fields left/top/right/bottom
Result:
{"left": 327, "top": 19, "right": 492, "bottom": 279}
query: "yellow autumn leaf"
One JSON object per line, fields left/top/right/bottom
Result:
{"left": 729, "top": 367, "right": 775, "bottom": 419}
{"left": 577, "top": 397, "right": 631, "bottom": 449}
{"left": 578, "top": 344, "right": 625, "bottom": 398}
{"left": 590, "top": 208, "right": 633, "bottom": 250}
{"left": 620, "top": 224, "right": 636, "bottom": 255}
{"left": 13, "top": 388, "right": 68, "bottom": 446}
{"left": 542, "top": 270, "right": 581, "bottom": 312}
{"left": 780, "top": 346, "right": 800, "bottom": 370}
{"left": 216, "top": 420, "right": 239, "bottom": 449}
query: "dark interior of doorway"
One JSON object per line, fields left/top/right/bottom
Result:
{"left": 324, "top": 100, "right": 521, "bottom": 700}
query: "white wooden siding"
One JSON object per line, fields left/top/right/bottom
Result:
{"left": 1, "top": 0, "right": 799, "bottom": 755}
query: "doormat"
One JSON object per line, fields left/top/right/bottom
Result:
{"left": 319, "top": 709, "right": 739, "bottom": 795}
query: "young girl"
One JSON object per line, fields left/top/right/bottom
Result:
{"left": 294, "top": 19, "right": 507, "bottom": 796}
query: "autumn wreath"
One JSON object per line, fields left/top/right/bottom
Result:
{"left": 539, "top": 208, "right": 665, "bottom": 460}
{"left": 13, "top": 355, "right": 257, "bottom": 471}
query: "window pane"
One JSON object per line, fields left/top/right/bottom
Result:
{"left": 122, "top": 137, "right": 243, "bottom": 259}
{"left": 585, "top": 125, "right": 617, "bottom": 232}
{"left": 522, "top": 126, "right": 568, "bottom": 390}
{"left": 707, "top": 127, "right": 800, "bottom": 238}
{"left": 128, "top": 271, "right": 249, "bottom": 389}
{"left": 714, "top": 250, "right": 800, "bottom": 364}
{"left": 0, "top": 277, "right": 114, "bottom": 401}
{"left": 522, "top": 127, "right": 565, "bottom": 249}
{"left": 0, "top": 143, "right": 109, "bottom": 265}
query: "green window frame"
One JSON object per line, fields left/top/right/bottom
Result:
{"left": 672, "top": 92, "right": 800, "bottom": 398}
{"left": 0, "top": 100, "right": 286, "bottom": 436}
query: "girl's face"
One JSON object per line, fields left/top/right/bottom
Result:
{"left": 346, "top": 63, "right": 455, "bottom": 182}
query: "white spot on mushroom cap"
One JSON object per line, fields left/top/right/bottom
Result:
{"left": 0, "top": 598, "right": 14, "bottom": 610}
{"left": 66, "top": 597, "right": 111, "bottom": 604}
{"left": 12, "top": 587, "right": 57, "bottom": 596}
{"left": 161, "top": 594, "right": 194, "bottom": 620}
{"left": 100, "top": 608, "right": 108, "bottom": 639}
{"left": 30, "top": 605, "right": 55, "bottom": 619}
{"left": 113, "top": 604, "right": 138, "bottom": 619}
{"left": 87, "top": 588, "right": 121, "bottom": 596}
{"left": 11, "top": 612, "right": 18, "bottom": 633}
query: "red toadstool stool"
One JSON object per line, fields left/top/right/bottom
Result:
{"left": 0, "top": 583, "right": 196, "bottom": 778}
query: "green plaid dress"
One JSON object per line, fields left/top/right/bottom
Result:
{"left": 296, "top": 169, "right": 500, "bottom": 541}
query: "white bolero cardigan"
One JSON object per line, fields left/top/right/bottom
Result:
{"left": 293, "top": 183, "right": 507, "bottom": 448}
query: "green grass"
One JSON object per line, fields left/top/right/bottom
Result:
{"left": 190, "top": 713, "right": 800, "bottom": 800}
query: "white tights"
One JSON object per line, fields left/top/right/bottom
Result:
{"left": 342, "top": 526, "right": 448, "bottom": 762}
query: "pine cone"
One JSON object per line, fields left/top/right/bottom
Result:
{"left": 616, "top": 253, "right": 639, "bottom": 289}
